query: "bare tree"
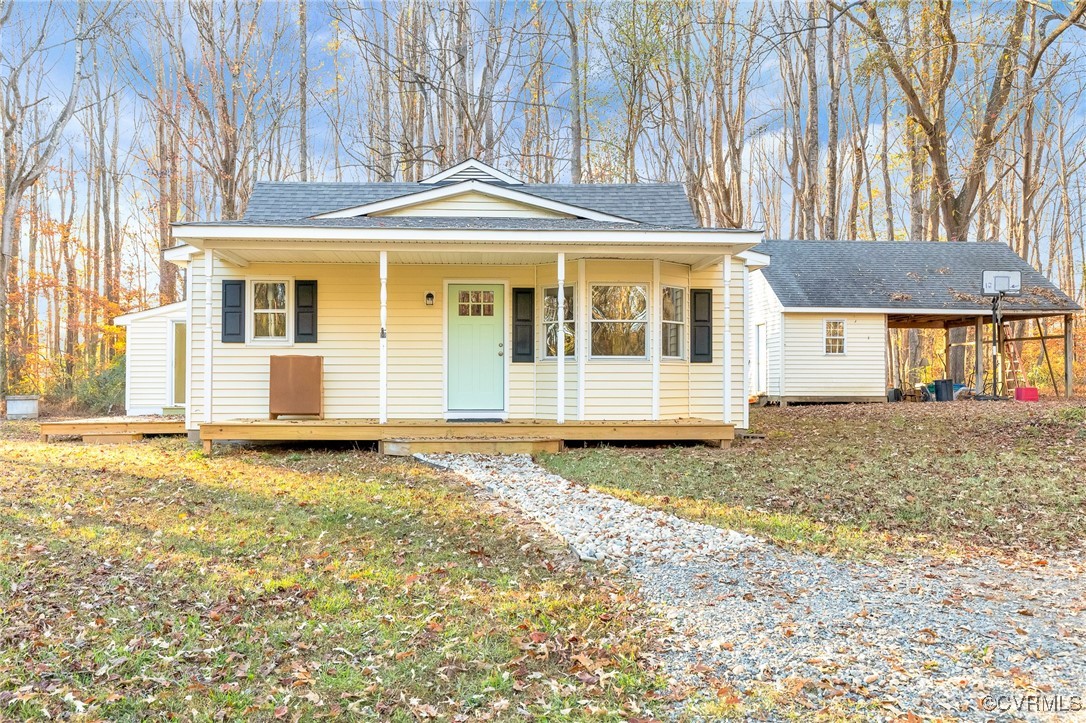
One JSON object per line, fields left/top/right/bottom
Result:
{"left": 0, "top": 0, "right": 107, "bottom": 394}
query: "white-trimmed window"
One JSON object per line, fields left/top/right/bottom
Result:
{"left": 543, "top": 285, "right": 576, "bottom": 357}
{"left": 661, "top": 286, "right": 685, "bottom": 358}
{"left": 251, "top": 280, "right": 290, "bottom": 342}
{"left": 591, "top": 284, "right": 648, "bottom": 357}
{"left": 824, "top": 319, "right": 846, "bottom": 354}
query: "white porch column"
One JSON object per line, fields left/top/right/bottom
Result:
{"left": 651, "top": 260, "right": 661, "bottom": 420}
{"left": 203, "top": 251, "right": 214, "bottom": 424}
{"left": 742, "top": 262, "right": 750, "bottom": 429}
{"left": 379, "top": 251, "right": 388, "bottom": 423}
{"left": 577, "top": 258, "right": 587, "bottom": 420}
{"left": 556, "top": 252, "right": 566, "bottom": 423}
{"left": 722, "top": 255, "right": 733, "bottom": 424}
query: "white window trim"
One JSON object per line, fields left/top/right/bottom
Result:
{"left": 542, "top": 283, "right": 578, "bottom": 360}
{"left": 824, "top": 318, "right": 847, "bottom": 355}
{"left": 248, "top": 277, "right": 294, "bottom": 346}
{"left": 661, "top": 285, "right": 687, "bottom": 360}
{"left": 589, "top": 282, "right": 650, "bottom": 360}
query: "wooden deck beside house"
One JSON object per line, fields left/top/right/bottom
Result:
{"left": 198, "top": 418, "right": 735, "bottom": 455}
{"left": 40, "top": 417, "right": 188, "bottom": 444}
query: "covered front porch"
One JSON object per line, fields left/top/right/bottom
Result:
{"left": 170, "top": 223, "right": 764, "bottom": 438}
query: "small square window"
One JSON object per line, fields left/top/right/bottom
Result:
{"left": 825, "top": 320, "right": 846, "bottom": 354}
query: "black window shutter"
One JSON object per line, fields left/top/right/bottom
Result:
{"left": 511, "top": 287, "right": 535, "bottom": 362}
{"left": 295, "top": 280, "right": 318, "bottom": 343}
{"left": 221, "top": 280, "right": 245, "bottom": 343}
{"left": 690, "top": 288, "right": 713, "bottom": 363}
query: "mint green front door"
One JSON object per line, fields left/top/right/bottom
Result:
{"left": 448, "top": 284, "right": 505, "bottom": 412}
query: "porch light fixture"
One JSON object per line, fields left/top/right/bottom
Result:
{"left": 425, "top": 292, "right": 435, "bottom": 306}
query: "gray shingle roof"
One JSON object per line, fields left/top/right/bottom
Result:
{"left": 241, "top": 180, "right": 700, "bottom": 226}
{"left": 176, "top": 215, "right": 752, "bottom": 233}
{"left": 753, "top": 240, "right": 1080, "bottom": 313}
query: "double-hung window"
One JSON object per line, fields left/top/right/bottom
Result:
{"left": 591, "top": 284, "right": 648, "bottom": 357}
{"left": 661, "top": 286, "right": 685, "bottom": 358}
{"left": 543, "top": 286, "right": 576, "bottom": 357}
{"left": 824, "top": 319, "right": 846, "bottom": 354}
{"left": 252, "top": 280, "right": 289, "bottom": 341}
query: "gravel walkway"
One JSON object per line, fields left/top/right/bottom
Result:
{"left": 422, "top": 453, "right": 1086, "bottom": 721}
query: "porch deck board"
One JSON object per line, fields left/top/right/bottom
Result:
{"left": 199, "top": 418, "right": 734, "bottom": 455}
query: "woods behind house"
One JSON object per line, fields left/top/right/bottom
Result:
{"left": 1, "top": 0, "right": 1085, "bottom": 408}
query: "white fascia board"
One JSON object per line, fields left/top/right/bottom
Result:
{"left": 114, "top": 300, "right": 187, "bottom": 326}
{"left": 737, "top": 249, "right": 771, "bottom": 270}
{"left": 163, "top": 244, "right": 198, "bottom": 268}
{"left": 420, "top": 158, "right": 524, "bottom": 185}
{"left": 173, "top": 224, "right": 762, "bottom": 248}
{"left": 310, "top": 180, "right": 636, "bottom": 223}
{"left": 781, "top": 306, "right": 992, "bottom": 316}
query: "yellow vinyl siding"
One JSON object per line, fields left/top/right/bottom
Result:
{"left": 188, "top": 254, "right": 748, "bottom": 430}
{"left": 688, "top": 257, "right": 746, "bottom": 424}
{"left": 780, "top": 312, "right": 886, "bottom": 398}
{"left": 374, "top": 190, "right": 570, "bottom": 218}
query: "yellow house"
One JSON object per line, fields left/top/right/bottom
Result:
{"left": 165, "top": 160, "right": 767, "bottom": 452}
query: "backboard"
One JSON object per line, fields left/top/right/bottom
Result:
{"left": 980, "top": 270, "right": 1022, "bottom": 297}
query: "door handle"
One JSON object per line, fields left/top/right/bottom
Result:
{"left": 498, "top": 351, "right": 504, "bottom": 356}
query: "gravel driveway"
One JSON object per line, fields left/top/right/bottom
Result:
{"left": 422, "top": 453, "right": 1086, "bottom": 721}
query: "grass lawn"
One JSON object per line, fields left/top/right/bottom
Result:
{"left": 0, "top": 423, "right": 660, "bottom": 721}
{"left": 541, "top": 402, "right": 1086, "bottom": 560}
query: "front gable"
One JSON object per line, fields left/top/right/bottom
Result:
{"left": 373, "top": 189, "right": 570, "bottom": 219}
{"left": 311, "top": 179, "right": 636, "bottom": 223}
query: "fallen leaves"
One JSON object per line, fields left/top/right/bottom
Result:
{"left": 0, "top": 434, "right": 662, "bottom": 720}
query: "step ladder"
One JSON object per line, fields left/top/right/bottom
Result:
{"left": 1001, "top": 323, "right": 1026, "bottom": 395}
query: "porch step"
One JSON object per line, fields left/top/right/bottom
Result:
{"left": 379, "top": 437, "right": 563, "bottom": 457}
{"left": 82, "top": 433, "right": 144, "bottom": 444}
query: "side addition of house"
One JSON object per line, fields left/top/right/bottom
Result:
{"left": 749, "top": 240, "right": 1079, "bottom": 405}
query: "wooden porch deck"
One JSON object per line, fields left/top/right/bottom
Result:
{"left": 40, "top": 417, "right": 187, "bottom": 444}
{"left": 199, "top": 418, "right": 734, "bottom": 455}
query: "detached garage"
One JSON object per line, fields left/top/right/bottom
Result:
{"left": 115, "top": 302, "right": 187, "bottom": 416}
{"left": 750, "top": 240, "right": 1080, "bottom": 404}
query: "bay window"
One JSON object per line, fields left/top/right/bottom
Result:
{"left": 661, "top": 286, "right": 685, "bottom": 358}
{"left": 543, "top": 286, "right": 576, "bottom": 357}
{"left": 591, "top": 284, "right": 647, "bottom": 357}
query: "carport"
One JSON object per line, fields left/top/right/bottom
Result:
{"left": 887, "top": 307, "right": 1076, "bottom": 398}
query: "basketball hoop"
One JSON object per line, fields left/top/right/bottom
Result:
{"left": 981, "top": 270, "right": 1021, "bottom": 397}
{"left": 981, "top": 270, "right": 1022, "bottom": 297}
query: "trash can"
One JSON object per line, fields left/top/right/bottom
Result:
{"left": 887, "top": 388, "right": 903, "bottom": 402}
{"left": 933, "top": 379, "right": 955, "bottom": 402}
